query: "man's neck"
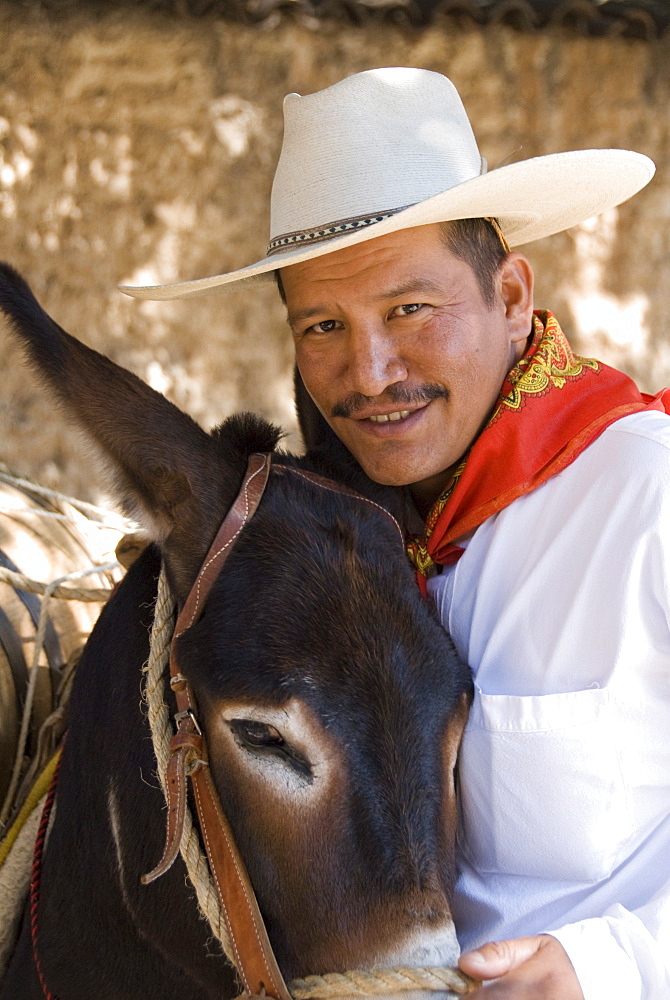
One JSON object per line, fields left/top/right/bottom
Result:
{"left": 409, "top": 469, "right": 455, "bottom": 520}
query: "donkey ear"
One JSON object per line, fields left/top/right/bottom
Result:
{"left": 0, "top": 264, "right": 245, "bottom": 600}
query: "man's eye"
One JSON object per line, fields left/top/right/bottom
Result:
{"left": 391, "top": 303, "right": 424, "bottom": 317}
{"left": 309, "top": 319, "right": 339, "bottom": 334}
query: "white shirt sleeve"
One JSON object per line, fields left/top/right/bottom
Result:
{"left": 549, "top": 875, "right": 670, "bottom": 1000}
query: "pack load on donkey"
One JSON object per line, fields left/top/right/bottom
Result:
{"left": 0, "top": 469, "right": 132, "bottom": 974}
{"left": 0, "top": 264, "right": 476, "bottom": 1000}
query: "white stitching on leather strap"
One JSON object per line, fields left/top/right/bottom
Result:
{"left": 282, "top": 467, "right": 405, "bottom": 548}
{"left": 177, "top": 459, "right": 267, "bottom": 636}
{"left": 193, "top": 775, "right": 281, "bottom": 996}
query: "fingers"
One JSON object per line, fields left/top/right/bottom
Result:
{"left": 457, "top": 935, "right": 585, "bottom": 1000}
{"left": 459, "top": 935, "right": 546, "bottom": 980}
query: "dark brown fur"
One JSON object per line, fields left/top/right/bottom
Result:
{"left": 0, "top": 264, "right": 472, "bottom": 1000}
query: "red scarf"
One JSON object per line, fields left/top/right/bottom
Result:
{"left": 407, "top": 311, "right": 670, "bottom": 586}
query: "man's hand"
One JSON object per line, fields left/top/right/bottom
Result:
{"left": 458, "top": 934, "right": 585, "bottom": 998}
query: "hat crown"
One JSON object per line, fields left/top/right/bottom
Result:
{"left": 270, "top": 68, "right": 483, "bottom": 240}
{"left": 120, "top": 67, "right": 656, "bottom": 299}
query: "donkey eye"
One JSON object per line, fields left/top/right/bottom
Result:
{"left": 228, "top": 718, "right": 313, "bottom": 782}
{"left": 230, "top": 719, "right": 285, "bottom": 748}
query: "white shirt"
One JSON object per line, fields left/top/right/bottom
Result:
{"left": 427, "top": 410, "right": 670, "bottom": 1000}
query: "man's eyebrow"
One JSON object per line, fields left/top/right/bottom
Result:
{"left": 287, "top": 304, "right": 326, "bottom": 326}
{"left": 287, "top": 277, "right": 443, "bottom": 326}
{"left": 377, "top": 277, "right": 444, "bottom": 300}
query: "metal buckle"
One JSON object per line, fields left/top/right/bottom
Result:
{"left": 174, "top": 707, "right": 202, "bottom": 735}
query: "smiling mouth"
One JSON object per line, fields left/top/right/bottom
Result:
{"left": 367, "top": 410, "right": 413, "bottom": 423}
{"left": 332, "top": 384, "right": 448, "bottom": 422}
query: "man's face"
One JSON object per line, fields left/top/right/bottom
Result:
{"left": 281, "top": 223, "right": 533, "bottom": 506}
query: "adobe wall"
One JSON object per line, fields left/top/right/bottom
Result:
{"left": 1, "top": 4, "right": 668, "bottom": 499}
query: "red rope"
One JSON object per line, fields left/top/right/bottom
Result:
{"left": 30, "top": 751, "right": 63, "bottom": 1000}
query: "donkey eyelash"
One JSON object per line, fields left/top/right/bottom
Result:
{"left": 229, "top": 719, "right": 314, "bottom": 781}
{"left": 229, "top": 719, "right": 285, "bottom": 747}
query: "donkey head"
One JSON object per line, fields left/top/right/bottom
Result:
{"left": 0, "top": 265, "right": 472, "bottom": 990}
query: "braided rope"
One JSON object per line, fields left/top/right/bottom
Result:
{"left": 290, "top": 968, "right": 477, "bottom": 997}
{"left": 142, "top": 568, "right": 233, "bottom": 958}
{"left": 143, "top": 567, "right": 477, "bottom": 999}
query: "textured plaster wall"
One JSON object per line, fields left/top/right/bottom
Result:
{"left": 1, "top": 5, "right": 669, "bottom": 500}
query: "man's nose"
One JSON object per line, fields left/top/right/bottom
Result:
{"left": 346, "top": 323, "right": 408, "bottom": 397}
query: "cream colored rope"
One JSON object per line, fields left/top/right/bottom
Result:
{"left": 142, "top": 568, "right": 233, "bottom": 958}
{"left": 0, "top": 565, "right": 116, "bottom": 602}
{"left": 144, "top": 567, "right": 477, "bottom": 999}
{"left": 0, "top": 506, "right": 107, "bottom": 525}
{"left": 290, "top": 967, "right": 477, "bottom": 997}
{"left": 0, "top": 469, "right": 137, "bottom": 531}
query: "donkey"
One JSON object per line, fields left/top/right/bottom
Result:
{"left": 0, "top": 264, "right": 472, "bottom": 1000}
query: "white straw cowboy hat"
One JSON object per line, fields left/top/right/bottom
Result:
{"left": 120, "top": 67, "right": 655, "bottom": 301}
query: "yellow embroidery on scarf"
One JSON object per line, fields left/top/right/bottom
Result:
{"left": 406, "top": 459, "right": 466, "bottom": 574}
{"left": 406, "top": 313, "right": 600, "bottom": 576}
{"left": 498, "top": 313, "right": 599, "bottom": 413}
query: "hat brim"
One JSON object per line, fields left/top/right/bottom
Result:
{"left": 119, "top": 149, "right": 655, "bottom": 301}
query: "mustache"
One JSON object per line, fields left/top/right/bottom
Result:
{"left": 331, "top": 383, "right": 449, "bottom": 419}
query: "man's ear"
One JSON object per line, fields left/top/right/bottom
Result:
{"left": 499, "top": 252, "right": 535, "bottom": 346}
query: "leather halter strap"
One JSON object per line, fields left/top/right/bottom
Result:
{"left": 142, "top": 452, "right": 404, "bottom": 1000}
{"left": 142, "top": 452, "right": 288, "bottom": 1000}
{"left": 272, "top": 464, "right": 404, "bottom": 546}
{"left": 174, "top": 452, "right": 273, "bottom": 642}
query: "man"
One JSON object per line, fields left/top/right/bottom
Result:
{"left": 122, "top": 68, "right": 669, "bottom": 999}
